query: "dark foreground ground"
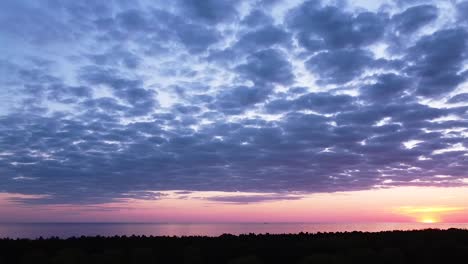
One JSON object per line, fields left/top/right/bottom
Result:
{"left": 1, "top": 229, "right": 468, "bottom": 264}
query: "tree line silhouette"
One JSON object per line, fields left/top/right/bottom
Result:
{"left": 0, "top": 229, "right": 467, "bottom": 264}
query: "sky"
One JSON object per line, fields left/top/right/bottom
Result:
{"left": 0, "top": 0, "right": 467, "bottom": 223}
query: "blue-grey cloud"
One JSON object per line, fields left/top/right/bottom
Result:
{"left": 235, "top": 26, "right": 291, "bottom": 52}
{"left": 404, "top": 28, "right": 468, "bottom": 97}
{"left": 287, "top": 1, "right": 387, "bottom": 51}
{"left": 305, "top": 49, "right": 376, "bottom": 84}
{"left": 175, "top": 0, "right": 239, "bottom": 24}
{"left": 448, "top": 93, "right": 468, "bottom": 104}
{"left": 457, "top": 1, "right": 468, "bottom": 22}
{"left": 212, "top": 85, "right": 272, "bottom": 115}
{"left": 360, "top": 74, "right": 412, "bottom": 102}
{"left": 0, "top": 0, "right": 467, "bottom": 205}
{"left": 392, "top": 5, "right": 438, "bottom": 34}
{"left": 241, "top": 9, "right": 275, "bottom": 28}
{"left": 266, "top": 92, "right": 355, "bottom": 114}
{"left": 236, "top": 49, "right": 294, "bottom": 85}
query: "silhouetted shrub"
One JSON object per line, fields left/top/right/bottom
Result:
{"left": 92, "top": 249, "right": 123, "bottom": 264}
{"left": 227, "top": 255, "right": 263, "bottom": 264}
{"left": 130, "top": 247, "right": 157, "bottom": 264}
{"left": 298, "top": 253, "right": 336, "bottom": 264}
{"left": 183, "top": 245, "right": 203, "bottom": 264}
{"left": 51, "top": 248, "right": 86, "bottom": 264}
{"left": 0, "top": 229, "right": 467, "bottom": 264}
{"left": 20, "top": 249, "right": 47, "bottom": 264}
{"left": 345, "top": 247, "right": 377, "bottom": 263}
{"left": 379, "top": 248, "right": 406, "bottom": 264}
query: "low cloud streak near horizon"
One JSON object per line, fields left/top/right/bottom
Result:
{"left": 0, "top": 0, "right": 468, "bottom": 222}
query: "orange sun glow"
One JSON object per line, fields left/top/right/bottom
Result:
{"left": 420, "top": 217, "right": 439, "bottom": 224}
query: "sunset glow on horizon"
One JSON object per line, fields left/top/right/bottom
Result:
{"left": 0, "top": 186, "right": 467, "bottom": 223}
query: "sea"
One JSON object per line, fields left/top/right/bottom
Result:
{"left": 1, "top": 222, "right": 468, "bottom": 239}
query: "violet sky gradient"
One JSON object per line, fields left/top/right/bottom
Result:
{"left": 0, "top": 0, "right": 468, "bottom": 209}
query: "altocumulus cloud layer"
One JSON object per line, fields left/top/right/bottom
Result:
{"left": 0, "top": 0, "right": 468, "bottom": 204}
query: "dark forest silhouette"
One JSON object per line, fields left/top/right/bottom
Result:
{"left": 1, "top": 229, "right": 468, "bottom": 264}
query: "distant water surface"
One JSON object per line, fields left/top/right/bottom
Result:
{"left": 1, "top": 223, "right": 467, "bottom": 239}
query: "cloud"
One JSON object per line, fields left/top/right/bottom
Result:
{"left": 305, "top": 49, "right": 375, "bottom": 84}
{"left": 241, "top": 9, "right": 275, "bottom": 27}
{"left": 236, "top": 49, "right": 294, "bottom": 85}
{"left": 174, "top": 22, "right": 221, "bottom": 54}
{"left": 457, "top": 1, "right": 468, "bottom": 23}
{"left": 392, "top": 5, "right": 438, "bottom": 34}
{"left": 0, "top": 0, "right": 467, "bottom": 205}
{"left": 266, "top": 92, "right": 355, "bottom": 114}
{"left": 448, "top": 93, "right": 468, "bottom": 104}
{"left": 175, "top": 0, "right": 239, "bottom": 24}
{"left": 212, "top": 85, "right": 272, "bottom": 115}
{"left": 234, "top": 25, "right": 291, "bottom": 52}
{"left": 287, "top": 1, "right": 387, "bottom": 50}
{"left": 404, "top": 28, "right": 468, "bottom": 97}
{"left": 360, "top": 74, "right": 412, "bottom": 102}
{"left": 78, "top": 66, "right": 158, "bottom": 116}
{"left": 206, "top": 194, "right": 303, "bottom": 204}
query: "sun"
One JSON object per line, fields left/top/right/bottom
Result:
{"left": 420, "top": 217, "right": 438, "bottom": 224}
